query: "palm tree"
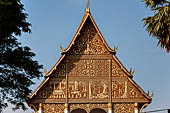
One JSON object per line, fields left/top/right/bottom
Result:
{"left": 143, "top": 0, "right": 170, "bottom": 52}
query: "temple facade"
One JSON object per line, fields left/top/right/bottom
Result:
{"left": 26, "top": 8, "right": 152, "bottom": 113}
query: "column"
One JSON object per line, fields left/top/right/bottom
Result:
{"left": 65, "top": 60, "right": 69, "bottom": 113}
{"left": 39, "top": 103, "right": 43, "bottom": 113}
{"left": 134, "top": 103, "right": 138, "bottom": 113}
{"left": 64, "top": 103, "right": 69, "bottom": 113}
{"left": 108, "top": 59, "right": 112, "bottom": 113}
{"left": 108, "top": 102, "right": 112, "bottom": 113}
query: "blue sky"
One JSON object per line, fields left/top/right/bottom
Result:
{"left": 4, "top": 0, "right": 170, "bottom": 113}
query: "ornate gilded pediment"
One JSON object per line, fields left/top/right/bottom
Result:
{"left": 63, "top": 11, "right": 115, "bottom": 55}
{"left": 26, "top": 10, "right": 151, "bottom": 113}
{"left": 67, "top": 17, "right": 110, "bottom": 55}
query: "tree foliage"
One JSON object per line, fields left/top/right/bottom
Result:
{"left": 143, "top": 0, "right": 170, "bottom": 52}
{"left": 0, "top": 0, "right": 43, "bottom": 112}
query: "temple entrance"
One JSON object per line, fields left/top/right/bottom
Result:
{"left": 90, "top": 108, "right": 107, "bottom": 113}
{"left": 71, "top": 108, "right": 87, "bottom": 113}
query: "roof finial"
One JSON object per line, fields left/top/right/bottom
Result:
{"left": 86, "top": 0, "right": 90, "bottom": 12}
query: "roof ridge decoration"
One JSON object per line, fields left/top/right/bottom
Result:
{"left": 62, "top": 9, "right": 116, "bottom": 54}
{"left": 86, "top": 0, "right": 90, "bottom": 12}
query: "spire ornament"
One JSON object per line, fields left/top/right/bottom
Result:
{"left": 86, "top": 0, "right": 90, "bottom": 12}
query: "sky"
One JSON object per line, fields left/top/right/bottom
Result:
{"left": 4, "top": 0, "right": 170, "bottom": 113}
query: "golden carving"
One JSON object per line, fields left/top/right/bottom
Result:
{"left": 43, "top": 104, "right": 64, "bottom": 113}
{"left": 81, "top": 60, "right": 95, "bottom": 77}
{"left": 112, "top": 60, "right": 125, "bottom": 77}
{"left": 69, "top": 81, "right": 88, "bottom": 99}
{"left": 36, "top": 80, "right": 66, "bottom": 99}
{"left": 49, "top": 81, "right": 66, "bottom": 99}
{"left": 89, "top": 81, "right": 109, "bottom": 99}
{"left": 53, "top": 60, "right": 66, "bottom": 77}
{"left": 113, "top": 103, "right": 134, "bottom": 113}
{"left": 129, "top": 82, "right": 143, "bottom": 99}
{"left": 67, "top": 60, "right": 109, "bottom": 77}
{"left": 95, "top": 60, "right": 109, "bottom": 76}
{"left": 112, "top": 81, "right": 127, "bottom": 99}
{"left": 68, "top": 18, "right": 110, "bottom": 55}
{"left": 36, "top": 82, "right": 51, "bottom": 98}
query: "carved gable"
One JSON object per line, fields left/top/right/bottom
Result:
{"left": 26, "top": 10, "right": 152, "bottom": 113}
{"left": 67, "top": 16, "right": 111, "bottom": 55}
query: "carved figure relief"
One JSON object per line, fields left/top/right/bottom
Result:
{"left": 43, "top": 104, "right": 64, "bottom": 113}
{"left": 69, "top": 81, "right": 87, "bottom": 99}
{"left": 67, "top": 60, "right": 109, "bottom": 77}
{"left": 36, "top": 80, "right": 66, "bottom": 99}
{"left": 49, "top": 81, "right": 66, "bottom": 99}
{"left": 112, "top": 81, "right": 127, "bottom": 99}
{"left": 112, "top": 60, "right": 125, "bottom": 77}
{"left": 113, "top": 103, "right": 134, "bottom": 113}
{"left": 68, "top": 18, "right": 110, "bottom": 55}
{"left": 89, "top": 81, "right": 109, "bottom": 99}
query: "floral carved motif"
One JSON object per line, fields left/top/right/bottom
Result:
{"left": 112, "top": 60, "right": 125, "bottom": 77}
{"left": 129, "top": 82, "right": 143, "bottom": 99}
{"left": 67, "top": 60, "right": 109, "bottom": 77}
{"left": 112, "top": 81, "right": 127, "bottom": 99}
{"left": 95, "top": 60, "right": 109, "bottom": 76}
{"left": 68, "top": 81, "right": 88, "bottom": 99}
{"left": 113, "top": 103, "right": 134, "bottom": 113}
{"left": 43, "top": 104, "right": 64, "bottom": 113}
{"left": 89, "top": 80, "right": 109, "bottom": 99}
{"left": 68, "top": 18, "right": 110, "bottom": 55}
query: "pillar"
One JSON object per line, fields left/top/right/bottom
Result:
{"left": 134, "top": 103, "right": 138, "bottom": 113}
{"left": 108, "top": 102, "right": 112, "bottom": 113}
{"left": 64, "top": 103, "right": 69, "bottom": 113}
{"left": 39, "top": 103, "right": 43, "bottom": 113}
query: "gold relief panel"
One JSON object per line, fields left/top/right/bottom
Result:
{"left": 67, "top": 59, "right": 81, "bottom": 77}
{"left": 68, "top": 81, "right": 88, "bottom": 99}
{"left": 129, "top": 82, "right": 143, "bottom": 99}
{"left": 89, "top": 80, "right": 109, "bottom": 99}
{"left": 43, "top": 104, "right": 64, "bottom": 113}
{"left": 36, "top": 82, "right": 52, "bottom": 99}
{"left": 112, "top": 60, "right": 125, "bottom": 77}
{"left": 67, "top": 59, "right": 109, "bottom": 77}
{"left": 95, "top": 60, "right": 109, "bottom": 76}
{"left": 81, "top": 60, "right": 95, "bottom": 77}
{"left": 36, "top": 80, "right": 66, "bottom": 99}
{"left": 49, "top": 81, "right": 66, "bottom": 99}
{"left": 52, "top": 60, "right": 66, "bottom": 77}
{"left": 113, "top": 103, "right": 134, "bottom": 113}
{"left": 112, "top": 81, "right": 127, "bottom": 99}
{"left": 68, "top": 18, "right": 110, "bottom": 55}
{"left": 88, "top": 34, "right": 110, "bottom": 55}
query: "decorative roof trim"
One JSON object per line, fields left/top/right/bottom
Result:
{"left": 112, "top": 55, "right": 132, "bottom": 77}
{"left": 128, "top": 77, "right": 152, "bottom": 101}
{"left": 29, "top": 77, "right": 49, "bottom": 99}
{"left": 45, "top": 54, "right": 65, "bottom": 77}
{"left": 28, "top": 54, "right": 66, "bottom": 99}
{"left": 63, "top": 10, "right": 115, "bottom": 54}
